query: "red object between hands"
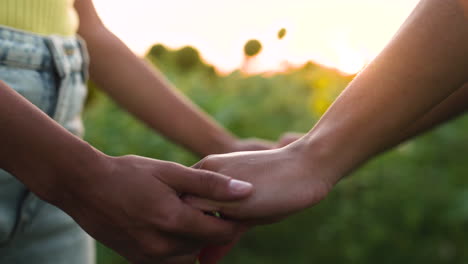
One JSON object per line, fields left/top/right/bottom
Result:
{"left": 198, "top": 233, "right": 243, "bottom": 264}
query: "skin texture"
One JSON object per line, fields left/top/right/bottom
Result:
{"left": 189, "top": 0, "right": 468, "bottom": 262}
{"left": 460, "top": 0, "right": 468, "bottom": 18}
{"left": 0, "top": 0, "right": 301, "bottom": 263}
{"left": 190, "top": 0, "right": 468, "bottom": 223}
{"left": 0, "top": 82, "right": 254, "bottom": 264}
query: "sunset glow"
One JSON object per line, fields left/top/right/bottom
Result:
{"left": 93, "top": 0, "right": 420, "bottom": 75}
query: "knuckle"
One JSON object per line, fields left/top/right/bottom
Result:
{"left": 155, "top": 162, "right": 185, "bottom": 182}
{"left": 157, "top": 210, "right": 183, "bottom": 233}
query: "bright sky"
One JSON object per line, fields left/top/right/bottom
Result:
{"left": 93, "top": 0, "right": 420, "bottom": 75}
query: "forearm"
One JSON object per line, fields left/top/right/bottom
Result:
{"left": 78, "top": 27, "right": 237, "bottom": 157}
{"left": 300, "top": 0, "right": 468, "bottom": 181}
{"left": 181, "top": 0, "right": 468, "bottom": 222}
{"left": 385, "top": 82, "right": 468, "bottom": 150}
{"left": 0, "top": 81, "right": 103, "bottom": 202}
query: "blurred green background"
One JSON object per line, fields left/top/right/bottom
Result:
{"left": 83, "top": 43, "right": 468, "bottom": 264}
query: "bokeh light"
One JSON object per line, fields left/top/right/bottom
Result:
{"left": 93, "top": 0, "right": 419, "bottom": 75}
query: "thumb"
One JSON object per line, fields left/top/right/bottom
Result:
{"left": 160, "top": 163, "right": 253, "bottom": 201}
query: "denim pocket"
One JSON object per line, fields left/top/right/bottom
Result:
{"left": 0, "top": 66, "right": 57, "bottom": 115}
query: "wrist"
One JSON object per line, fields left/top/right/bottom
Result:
{"left": 274, "top": 139, "right": 338, "bottom": 210}
{"left": 42, "top": 141, "right": 111, "bottom": 206}
{"left": 285, "top": 133, "right": 351, "bottom": 186}
{"left": 218, "top": 136, "right": 239, "bottom": 154}
{"left": 202, "top": 132, "right": 239, "bottom": 156}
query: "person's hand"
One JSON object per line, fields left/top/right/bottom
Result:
{"left": 276, "top": 132, "right": 304, "bottom": 147}
{"left": 185, "top": 142, "right": 338, "bottom": 224}
{"left": 195, "top": 134, "right": 302, "bottom": 264}
{"left": 47, "top": 154, "right": 253, "bottom": 264}
{"left": 229, "top": 138, "right": 274, "bottom": 152}
{"left": 190, "top": 141, "right": 335, "bottom": 264}
{"left": 228, "top": 132, "right": 304, "bottom": 153}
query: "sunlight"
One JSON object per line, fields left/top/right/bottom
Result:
{"left": 93, "top": 0, "right": 420, "bottom": 75}
{"left": 331, "top": 33, "right": 369, "bottom": 75}
{"left": 336, "top": 48, "right": 367, "bottom": 75}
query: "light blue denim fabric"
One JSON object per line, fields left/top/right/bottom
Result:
{"left": 0, "top": 26, "right": 95, "bottom": 264}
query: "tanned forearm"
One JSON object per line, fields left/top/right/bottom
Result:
{"left": 302, "top": 0, "right": 468, "bottom": 180}
{"left": 179, "top": 0, "right": 468, "bottom": 226}
{"left": 0, "top": 82, "right": 103, "bottom": 202}
{"left": 74, "top": 0, "right": 238, "bottom": 157}
{"left": 385, "top": 82, "right": 468, "bottom": 150}
{"left": 0, "top": 82, "right": 256, "bottom": 264}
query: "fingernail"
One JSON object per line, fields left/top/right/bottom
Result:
{"left": 229, "top": 179, "right": 252, "bottom": 195}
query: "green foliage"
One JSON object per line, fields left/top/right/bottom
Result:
{"left": 148, "top": 44, "right": 168, "bottom": 59}
{"left": 86, "top": 44, "right": 468, "bottom": 264}
{"left": 175, "top": 46, "right": 201, "bottom": 71}
{"left": 244, "top": 39, "right": 262, "bottom": 57}
{"left": 278, "top": 28, "right": 287, "bottom": 39}
{"left": 146, "top": 45, "right": 215, "bottom": 77}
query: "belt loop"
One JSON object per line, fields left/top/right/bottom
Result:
{"left": 44, "top": 35, "right": 71, "bottom": 123}
{"left": 44, "top": 36, "right": 66, "bottom": 79}
{"left": 76, "top": 36, "right": 90, "bottom": 82}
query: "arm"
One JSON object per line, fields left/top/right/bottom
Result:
{"left": 0, "top": 82, "right": 253, "bottom": 263}
{"left": 385, "top": 82, "right": 468, "bottom": 151}
{"left": 301, "top": 0, "right": 468, "bottom": 179}
{"left": 0, "top": 81, "right": 99, "bottom": 200}
{"left": 74, "top": 0, "right": 273, "bottom": 157}
{"left": 186, "top": 0, "right": 468, "bottom": 222}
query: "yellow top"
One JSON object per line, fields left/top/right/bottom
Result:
{"left": 0, "top": 0, "right": 79, "bottom": 36}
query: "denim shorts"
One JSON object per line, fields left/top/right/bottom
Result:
{"left": 0, "top": 26, "right": 95, "bottom": 264}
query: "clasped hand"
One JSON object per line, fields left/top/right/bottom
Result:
{"left": 186, "top": 141, "right": 335, "bottom": 224}
{"left": 186, "top": 140, "right": 339, "bottom": 264}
